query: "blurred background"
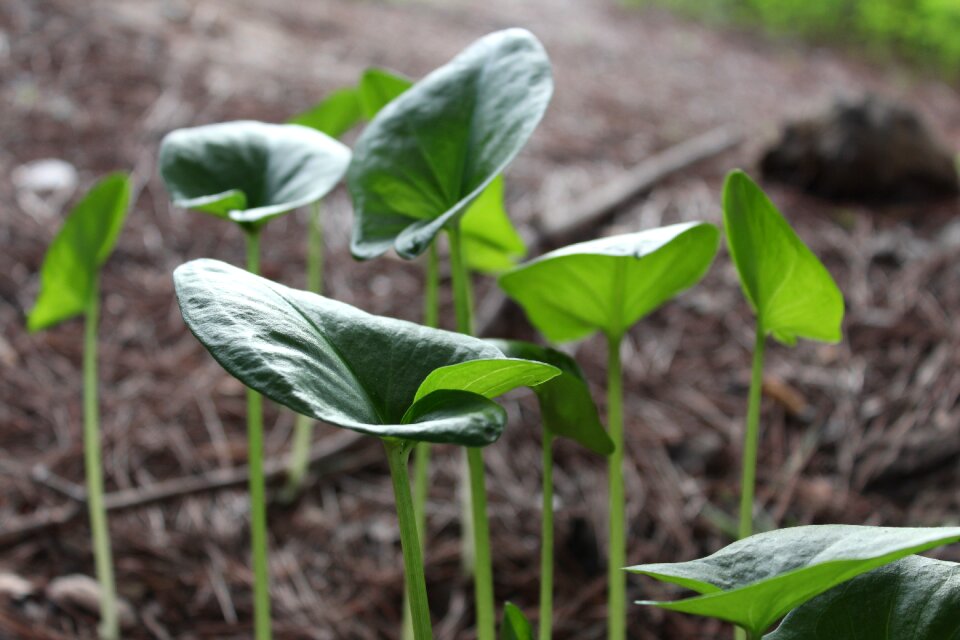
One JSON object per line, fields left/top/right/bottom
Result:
{"left": 2, "top": 0, "right": 959, "bottom": 638}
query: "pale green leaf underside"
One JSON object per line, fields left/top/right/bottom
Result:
{"left": 174, "top": 259, "right": 510, "bottom": 446}
{"left": 348, "top": 28, "right": 552, "bottom": 260}
{"left": 461, "top": 175, "right": 527, "bottom": 273}
{"left": 28, "top": 172, "right": 131, "bottom": 332}
{"left": 629, "top": 525, "right": 960, "bottom": 636}
{"left": 499, "top": 602, "right": 534, "bottom": 640}
{"left": 159, "top": 120, "right": 351, "bottom": 228}
{"left": 723, "top": 170, "right": 844, "bottom": 346}
{"left": 414, "top": 358, "right": 559, "bottom": 404}
{"left": 499, "top": 222, "right": 720, "bottom": 343}
{"left": 766, "top": 555, "right": 960, "bottom": 640}
{"left": 487, "top": 339, "right": 613, "bottom": 455}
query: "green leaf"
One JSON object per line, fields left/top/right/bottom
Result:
{"left": 348, "top": 28, "right": 553, "bottom": 260}
{"left": 498, "top": 222, "right": 720, "bottom": 343}
{"left": 765, "top": 555, "right": 960, "bottom": 640}
{"left": 723, "top": 170, "right": 844, "bottom": 346}
{"left": 288, "top": 86, "right": 362, "bottom": 138}
{"left": 461, "top": 176, "right": 527, "bottom": 274}
{"left": 28, "top": 172, "right": 131, "bottom": 332}
{"left": 174, "top": 258, "right": 512, "bottom": 446}
{"left": 628, "top": 525, "right": 960, "bottom": 636}
{"left": 159, "top": 120, "right": 351, "bottom": 229}
{"left": 499, "top": 602, "right": 534, "bottom": 640}
{"left": 356, "top": 67, "right": 414, "bottom": 119}
{"left": 414, "top": 357, "right": 559, "bottom": 403}
{"left": 487, "top": 339, "right": 613, "bottom": 455}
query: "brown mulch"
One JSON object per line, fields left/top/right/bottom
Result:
{"left": 1, "top": 0, "right": 959, "bottom": 638}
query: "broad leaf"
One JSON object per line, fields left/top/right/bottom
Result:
{"left": 461, "top": 176, "right": 527, "bottom": 273}
{"left": 288, "top": 87, "right": 362, "bottom": 138}
{"left": 348, "top": 28, "right": 553, "bottom": 260}
{"left": 159, "top": 121, "right": 351, "bottom": 229}
{"left": 499, "top": 222, "right": 719, "bottom": 343}
{"left": 488, "top": 339, "right": 613, "bottom": 455}
{"left": 628, "top": 525, "right": 960, "bottom": 636}
{"left": 766, "top": 555, "right": 960, "bottom": 640}
{"left": 174, "top": 259, "right": 516, "bottom": 446}
{"left": 356, "top": 68, "right": 413, "bottom": 119}
{"left": 28, "top": 172, "right": 131, "bottom": 332}
{"left": 414, "top": 358, "right": 560, "bottom": 403}
{"left": 723, "top": 170, "right": 844, "bottom": 346}
{"left": 499, "top": 602, "right": 534, "bottom": 640}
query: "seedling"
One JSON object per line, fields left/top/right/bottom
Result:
{"left": 721, "top": 170, "right": 844, "bottom": 542}
{"left": 348, "top": 29, "right": 552, "bottom": 640}
{"left": 500, "top": 602, "right": 534, "bottom": 640}
{"left": 173, "top": 259, "right": 559, "bottom": 639}
{"left": 498, "top": 223, "right": 720, "bottom": 640}
{"left": 489, "top": 340, "right": 612, "bottom": 640}
{"left": 628, "top": 525, "right": 960, "bottom": 639}
{"left": 159, "top": 121, "right": 350, "bottom": 640}
{"left": 28, "top": 172, "right": 132, "bottom": 640}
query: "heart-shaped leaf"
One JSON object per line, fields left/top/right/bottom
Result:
{"left": 499, "top": 602, "right": 534, "bottom": 640}
{"left": 499, "top": 222, "right": 720, "bottom": 343}
{"left": 628, "top": 525, "right": 960, "bottom": 636}
{"left": 414, "top": 358, "right": 560, "bottom": 403}
{"left": 288, "top": 86, "right": 363, "bottom": 138}
{"left": 765, "top": 555, "right": 960, "bottom": 640}
{"left": 348, "top": 28, "right": 553, "bottom": 260}
{"left": 723, "top": 170, "right": 844, "bottom": 346}
{"left": 159, "top": 121, "right": 351, "bottom": 229}
{"left": 461, "top": 176, "right": 527, "bottom": 273}
{"left": 356, "top": 68, "right": 414, "bottom": 119}
{"left": 487, "top": 339, "right": 613, "bottom": 455}
{"left": 28, "top": 172, "right": 131, "bottom": 332}
{"left": 174, "top": 258, "right": 519, "bottom": 445}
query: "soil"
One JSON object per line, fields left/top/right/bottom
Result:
{"left": 1, "top": 0, "right": 959, "bottom": 638}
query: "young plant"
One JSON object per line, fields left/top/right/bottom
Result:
{"left": 500, "top": 602, "right": 535, "bottom": 640}
{"left": 722, "top": 170, "right": 844, "bottom": 541}
{"left": 173, "top": 259, "right": 560, "bottom": 640}
{"left": 489, "top": 340, "right": 613, "bottom": 640}
{"left": 628, "top": 525, "right": 960, "bottom": 639}
{"left": 27, "top": 172, "right": 132, "bottom": 640}
{"left": 498, "top": 223, "right": 720, "bottom": 640}
{"left": 347, "top": 29, "right": 553, "bottom": 640}
{"left": 159, "top": 121, "right": 350, "bottom": 640}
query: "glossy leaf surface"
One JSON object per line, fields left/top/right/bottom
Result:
{"left": 499, "top": 602, "right": 534, "bottom": 640}
{"left": 765, "top": 555, "right": 960, "bottom": 640}
{"left": 159, "top": 121, "right": 351, "bottom": 228}
{"left": 499, "top": 222, "right": 719, "bottom": 343}
{"left": 28, "top": 172, "right": 131, "bottom": 332}
{"left": 174, "top": 259, "right": 510, "bottom": 445}
{"left": 414, "top": 358, "right": 559, "bottom": 403}
{"left": 488, "top": 339, "right": 612, "bottom": 455}
{"left": 348, "top": 28, "right": 552, "bottom": 260}
{"left": 723, "top": 170, "right": 844, "bottom": 346}
{"left": 629, "top": 525, "right": 960, "bottom": 636}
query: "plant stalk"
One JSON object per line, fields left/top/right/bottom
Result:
{"left": 284, "top": 201, "right": 324, "bottom": 498}
{"left": 539, "top": 431, "right": 554, "bottom": 640}
{"left": 449, "top": 224, "right": 495, "bottom": 640}
{"left": 84, "top": 278, "right": 118, "bottom": 640}
{"left": 245, "top": 229, "right": 272, "bottom": 640}
{"left": 738, "top": 325, "right": 766, "bottom": 540}
{"left": 385, "top": 441, "right": 433, "bottom": 640}
{"left": 606, "top": 334, "right": 625, "bottom": 640}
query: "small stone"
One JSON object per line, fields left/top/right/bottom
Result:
{"left": 0, "top": 573, "right": 34, "bottom": 600}
{"left": 46, "top": 574, "right": 136, "bottom": 629}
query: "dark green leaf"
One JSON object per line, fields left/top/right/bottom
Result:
{"left": 28, "top": 172, "right": 131, "bottom": 332}
{"left": 499, "top": 223, "right": 719, "bottom": 343}
{"left": 462, "top": 176, "right": 527, "bottom": 273}
{"left": 487, "top": 339, "right": 612, "bottom": 455}
{"left": 499, "top": 602, "right": 534, "bottom": 640}
{"left": 348, "top": 29, "right": 553, "bottom": 259}
{"left": 159, "top": 121, "right": 351, "bottom": 228}
{"left": 629, "top": 525, "right": 960, "bottom": 636}
{"left": 288, "top": 87, "right": 362, "bottom": 138}
{"left": 399, "top": 390, "right": 507, "bottom": 447}
{"left": 765, "top": 556, "right": 960, "bottom": 640}
{"left": 723, "top": 170, "right": 844, "bottom": 346}
{"left": 174, "top": 259, "right": 511, "bottom": 446}
{"left": 414, "top": 358, "right": 559, "bottom": 403}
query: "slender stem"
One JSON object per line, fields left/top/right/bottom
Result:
{"left": 306, "top": 201, "right": 323, "bottom": 294}
{"left": 385, "top": 441, "right": 433, "bottom": 640}
{"left": 84, "top": 278, "right": 118, "bottom": 640}
{"left": 539, "top": 431, "right": 554, "bottom": 640}
{"left": 245, "top": 229, "right": 272, "bottom": 640}
{"left": 606, "top": 333, "right": 625, "bottom": 640}
{"left": 466, "top": 447, "right": 495, "bottom": 640}
{"left": 738, "top": 325, "right": 766, "bottom": 540}
{"left": 447, "top": 225, "right": 474, "bottom": 336}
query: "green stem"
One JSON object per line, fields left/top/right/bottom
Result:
{"left": 385, "top": 441, "right": 433, "bottom": 640}
{"left": 84, "top": 278, "right": 118, "bottom": 640}
{"left": 539, "top": 431, "right": 554, "bottom": 640}
{"left": 448, "top": 225, "right": 474, "bottom": 336}
{"left": 306, "top": 200, "right": 323, "bottom": 294}
{"left": 606, "top": 334, "right": 625, "bottom": 640}
{"left": 245, "top": 229, "right": 272, "bottom": 640}
{"left": 738, "top": 325, "right": 766, "bottom": 540}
